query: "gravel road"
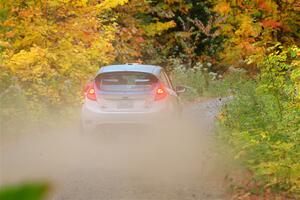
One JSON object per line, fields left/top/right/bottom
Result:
{"left": 1, "top": 98, "right": 233, "bottom": 200}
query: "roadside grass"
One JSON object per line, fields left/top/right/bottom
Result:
{"left": 170, "top": 62, "right": 244, "bottom": 101}
{"left": 216, "top": 47, "right": 300, "bottom": 199}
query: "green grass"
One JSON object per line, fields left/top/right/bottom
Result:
{"left": 170, "top": 63, "right": 245, "bottom": 101}
{"left": 0, "top": 183, "right": 48, "bottom": 200}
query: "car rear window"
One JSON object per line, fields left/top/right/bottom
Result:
{"left": 95, "top": 72, "right": 158, "bottom": 92}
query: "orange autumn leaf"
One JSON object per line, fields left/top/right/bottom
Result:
{"left": 214, "top": 1, "right": 231, "bottom": 14}
{"left": 5, "top": 31, "right": 15, "bottom": 38}
{"left": 261, "top": 19, "right": 281, "bottom": 29}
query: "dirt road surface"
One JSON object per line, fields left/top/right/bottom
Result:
{"left": 0, "top": 98, "right": 234, "bottom": 200}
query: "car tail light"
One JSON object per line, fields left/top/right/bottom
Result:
{"left": 155, "top": 83, "right": 168, "bottom": 101}
{"left": 84, "top": 83, "right": 92, "bottom": 93}
{"left": 85, "top": 83, "right": 97, "bottom": 101}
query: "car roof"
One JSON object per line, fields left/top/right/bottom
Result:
{"left": 96, "top": 64, "right": 162, "bottom": 76}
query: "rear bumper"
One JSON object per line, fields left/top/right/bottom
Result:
{"left": 81, "top": 104, "right": 171, "bottom": 132}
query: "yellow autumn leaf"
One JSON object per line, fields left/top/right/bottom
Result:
{"left": 142, "top": 21, "right": 176, "bottom": 36}
{"left": 96, "top": 0, "right": 129, "bottom": 11}
{"left": 214, "top": 1, "right": 231, "bottom": 14}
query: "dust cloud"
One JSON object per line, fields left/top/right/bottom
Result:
{"left": 0, "top": 101, "right": 234, "bottom": 200}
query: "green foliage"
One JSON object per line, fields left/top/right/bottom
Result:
{"left": 140, "top": 0, "right": 223, "bottom": 66}
{"left": 170, "top": 58, "right": 243, "bottom": 101}
{"left": 219, "top": 45, "right": 300, "bottom": 197}
{"left": 0, "top": 183, "right": 48, "bottom": 200}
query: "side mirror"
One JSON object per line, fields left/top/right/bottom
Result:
{"left": 175, "top": 85, "right": 186, "bottom": 94}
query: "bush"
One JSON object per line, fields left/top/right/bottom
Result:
{"left": 218, "top": 45, "right": 300, "bottom": 197}
{"left": 170, "top": 59, "right": 244, "bottom": 101}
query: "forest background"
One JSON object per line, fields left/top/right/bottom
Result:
{"left": 0, "top": 0, "right": 299, "bottom": 199}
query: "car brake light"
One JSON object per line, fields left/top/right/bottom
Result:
{"left": 86, "top": 84, "right": 97, "bottom": 101}
{"left": 84, "top": 83, "right": 92, "bottom": 93}
{"left": 155, "top": 83, "right": 168, "bottom": 101}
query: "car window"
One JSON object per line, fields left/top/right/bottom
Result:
{"left": 95, "top": 72, "right": 158, "bottom": 92}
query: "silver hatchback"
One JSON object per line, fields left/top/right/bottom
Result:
{"left": 81, "top": 64, "right": 185, "bottom": 132}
